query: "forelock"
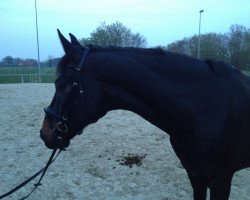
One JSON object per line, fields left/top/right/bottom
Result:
{"left": 56, "top": 55, "right": 68, "bottom": 77}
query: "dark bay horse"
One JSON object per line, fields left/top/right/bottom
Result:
{"left": 40, "top": 30, "right": 250, "bottom": 200}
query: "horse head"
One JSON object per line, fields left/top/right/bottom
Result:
{"left": 40, "top": 30, "right": 109, "bottom": 149}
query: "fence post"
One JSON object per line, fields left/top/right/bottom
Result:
{"left": 21, "top": 74, "right": 24, "bottom": 83}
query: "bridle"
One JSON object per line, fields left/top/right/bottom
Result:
{"left": 44, "top": 47, "right": 90, "bottom": 143}
{"left": 0, "top": 48, "right": 90, "bottom": 199}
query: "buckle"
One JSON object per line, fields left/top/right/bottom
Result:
{"left": 56, "top": 122, "right": 68, "bottom": 133}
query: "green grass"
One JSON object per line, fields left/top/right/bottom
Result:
{"left": 0, "top": 66, "right": 56, "bottom": 74}
{"left": 0, "top": 67, "right": 56, "bottom": 83}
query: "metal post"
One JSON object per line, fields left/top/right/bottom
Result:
{"left": 198, "top": 9, "right": 204, "bottom": 59}
{"left": 35, "top": 0, "right": 41, "bottom": 82}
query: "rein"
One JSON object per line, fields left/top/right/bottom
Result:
{"left": 0, "top": 48, "right": 90, "bottom": 199}
{"left": 0, "top": 146, "right": 62, "bottom": 200}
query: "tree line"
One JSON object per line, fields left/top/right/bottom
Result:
{"left": 166, "top": 24, "right": 250, "bottom": 70}
{"left": 0, "top": 56, "right": 38, "bottom": 67}
{"left": 80, "top": 22, "right": 147, "bottom": 47}
{"left": 1, "top": 22, "right": 249, "bottom": 70}
{"left": 0, "top": 55, "right": 60, "bottom": 68}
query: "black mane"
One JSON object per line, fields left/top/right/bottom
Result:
{"left": 86, "top": 44, "right": 166, "bottom": 55}
{"left": 56, "top": 45, "right": 166, "bottom": 76}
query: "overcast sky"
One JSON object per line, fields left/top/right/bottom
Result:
{"left": 0, "top": 0, "right": 249, "bottom": 61}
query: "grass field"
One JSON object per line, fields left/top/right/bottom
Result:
{"left": 0, "top": 66, "right": 56, "bottom": 83}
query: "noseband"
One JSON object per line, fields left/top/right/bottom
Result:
{"left": 44, "top": 48, "right": 90, "bottom": 142}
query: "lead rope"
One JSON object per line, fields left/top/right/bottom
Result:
{"left": 0, "top": 147, "right": 63, "bottom": 199}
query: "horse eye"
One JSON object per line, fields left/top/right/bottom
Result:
{"left": 67, "top": 64, "right": 74, "bottom": 68}
{"left": 56, "top": 84, "right": 64, "bottom": 92}
{"left": 55, "top": 77, "right": 66, "bottom": 92}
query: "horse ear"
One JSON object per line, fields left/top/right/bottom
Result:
{"left": 69, "top": 33, "right": 82, "bottom": 47}
{"left": 57, "top": 29, "right": 73, "bottom": 55}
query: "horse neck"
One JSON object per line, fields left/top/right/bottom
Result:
{"left": 92, "top": 50, "right": 185, "bottom": 132}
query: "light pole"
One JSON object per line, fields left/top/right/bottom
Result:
{"left": 198, "top": 9, "right": 204, "bottom": 59}
{"left": 35, "top": 0, "right": 41, "bottom": 82}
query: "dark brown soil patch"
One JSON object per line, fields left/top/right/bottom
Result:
{"left": 118, "top": 153, "right": 146, "bottom": 168}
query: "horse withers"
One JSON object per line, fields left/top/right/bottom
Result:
{"left": 40, "top": 30, "right": 250, "bottom": 200}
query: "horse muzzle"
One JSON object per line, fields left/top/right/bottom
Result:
{"left": 40, "top": 128, "right": 70, "bottom": 149}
